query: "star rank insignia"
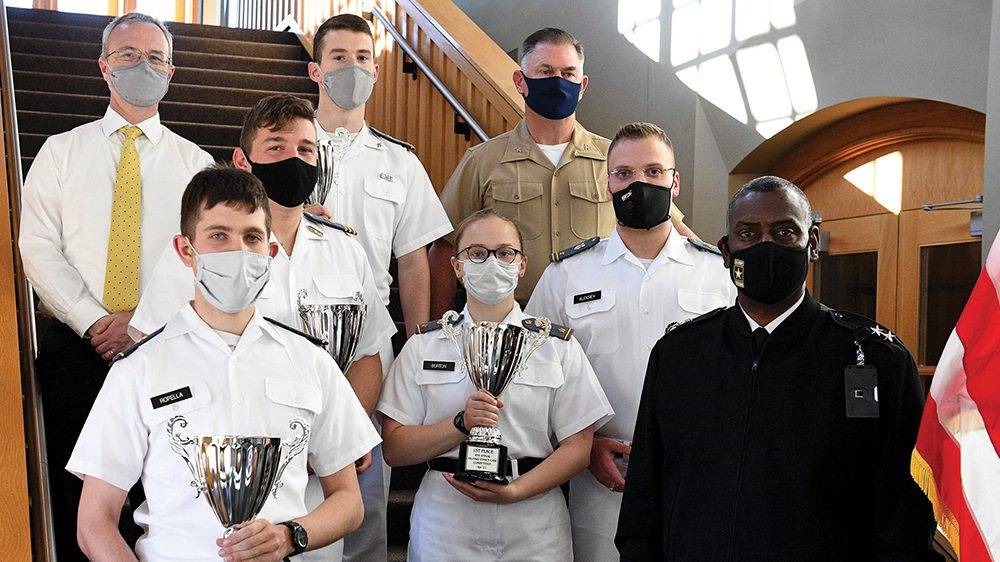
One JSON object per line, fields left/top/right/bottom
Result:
{"left": 870, "top": 325, "right": 896, "bottom": 343}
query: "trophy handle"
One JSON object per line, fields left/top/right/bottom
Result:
{"left": 297, "top": 289, "right": 309, "bottom": 315}
{"left": 271, "top": 417, "right": 311, "bottom": 499}
{"left": 439, "top": 310, "right": 466, "bottom": 374}
{"left": 515, "top": 316, "right": 552, "bottom": 378}
{"left": 165, "top": 416, "right": 204, "bottom": 498}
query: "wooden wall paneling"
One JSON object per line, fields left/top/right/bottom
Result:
{"left": 900, "top": 140, "right": 983, "bottom": 211}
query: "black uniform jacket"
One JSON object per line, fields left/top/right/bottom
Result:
{"left": 615, "top": 294, "right": 941, "bottom": 561}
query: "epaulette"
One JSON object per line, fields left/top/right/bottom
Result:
{"left": 521, "top": 317, "right": 573, "bottom": 340}
{"left": 828, "top": 308, "right": 904, "bottom": 348}
{"left": 303, "top": 212, "right": 358, "bottom": 236}
{"left": 265, "top": 317, "right": 327, "bottom": 348}
{"left": 415, "top": 313, "right": 465, "bottom": 335}
{"left": 664, "top": 307, "right": 726, "bottom": 336}
{"left": 369, "top": 126, "right": 415, "bottom": 152}
{"left": 113, "top": 326, "right": 165, "bottom": 363}
{"left": 687, "top": 238, "right": 722, "bottom": 256}
{"left": 551, "top": 237, "right": 600, "bottom": 263}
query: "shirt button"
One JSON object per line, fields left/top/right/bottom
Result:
{"left": 237, "top": 397, "right": 245, "bottom": 405}
{"left": 554, "top": 230, "right": 561, "bottom": 237}
{"left": 514, "top": 194, "right": 520, "bottom": 200}
{"left": 172, "top": 405, "right": 179, "bottom": 411}
{"left": 554, "top": 200, "right": 560, "bottom": 206}
{"left": 644, "top": 308, "right": 650, "bottom": 314}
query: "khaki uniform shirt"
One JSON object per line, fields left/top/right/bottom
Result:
{"left": 440, "top": 119, "right": 683, "bottom": 301}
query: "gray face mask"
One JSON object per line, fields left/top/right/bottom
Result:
{"left": 108, "top": 60, "right": 170, "bottom": 107}
{"left": 191, "top": 247, "right": 271, "bottom": 314}
{"left": 322, "top": 65, "right": 374, "bottom": 110}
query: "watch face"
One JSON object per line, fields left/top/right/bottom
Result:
{"left": 294, "top": 526, "right": 308, "bottom": 548}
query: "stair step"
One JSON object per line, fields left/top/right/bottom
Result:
{"left": 6, "top": 6, "right": 305, "bottom": 45}
{"left": 10, "top": 52, "right": 315, "bottom": 93}
{"left": 17, "top": 131, "right": 232, "bottom": 164}
{"left": 13, "top": 71, "right": 319, "bottom": 108}
{"left": 16, "top": 110, "right": 243, "bottom": 148}
{"left": 8, "top": 19, "right": 310, "bottom": 61}
{"left": 9, "top": 36, "right": 310, "bottom": 77}
{"left": 14, "top": 91, "right": 251, "bottom": 127}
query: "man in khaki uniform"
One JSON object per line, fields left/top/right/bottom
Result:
{"left": 429, "top": 28, "right": 691, "bottom": 312}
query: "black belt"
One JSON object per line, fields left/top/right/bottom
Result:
{"left": 427, "top": 456, "right": 544, "bottom": 477}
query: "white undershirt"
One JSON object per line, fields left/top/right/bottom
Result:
{"left": 538, "top": 142, "right": 569, "bottom": 167}
{"left": 739, "top": 291, "right": 806, "bottom": 333}
{"left": 212, "top": 329, "right": 241, "bottom": 351}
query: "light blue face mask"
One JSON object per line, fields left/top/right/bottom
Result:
{"left": 109, "top": 60, "right": 170, "bottom": 107}
{"left": 322, "top": 65, "right": 375, "bottom": 110}
{"left": 190, "top": 246, "right": 272, "bottom": 314}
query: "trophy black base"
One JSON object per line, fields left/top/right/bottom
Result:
{"left": 455, "top": 441, "right": 509, "bottom": 485}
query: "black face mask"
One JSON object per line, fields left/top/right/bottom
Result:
{"left": 248, "top": 156, "right": 318, "bottom": 208}
{"left": 611, "top": 180, "right": 673, "bottom": 230}
{"left": 724, "top": 240, "right": 810, "bottom": 304}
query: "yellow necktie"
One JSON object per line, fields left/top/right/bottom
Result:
{"left": 102, "top": 125, "right": 143, "bottom": 312}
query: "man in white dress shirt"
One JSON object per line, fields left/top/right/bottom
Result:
{"left": 302, "top": 14, "right": 452, "bottom": 561}
{"left": 70, "top": 166, "right": 380, "bottom": 561}
{"left": 526, "top": 122, "right": 735, "bottom": 562}
{"left": 17, "top": 12, "right": 213, "bottom": 559}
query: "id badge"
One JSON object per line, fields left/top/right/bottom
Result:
{"left": 844, "top": 365, "right": 879, "bottom": 418}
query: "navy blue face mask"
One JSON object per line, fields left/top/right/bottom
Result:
{"left": 521, "top": 74, "right": 582, "bottom": 120}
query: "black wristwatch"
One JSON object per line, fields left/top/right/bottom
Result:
{"left": 280, "top": 520, "right": 308, "bottom": 558}
{"left": 453, "top": 410, "right": 470, "bottom": 435}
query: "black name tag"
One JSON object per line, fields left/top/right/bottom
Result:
{"left": 423, "top": 361, "right": 456, "bottom": 371}
{"left": 151, "top": 386, "right": 192, "bottom": 409}
{"left": 844, "top": 365, "right": 879, "bottom": 418}
{"left": 573, "top": 290, "right": 602, "bottom": 304}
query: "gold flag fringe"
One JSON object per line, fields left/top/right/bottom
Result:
{"left": 911, "top": 449, "right": 961, "bottom": 558}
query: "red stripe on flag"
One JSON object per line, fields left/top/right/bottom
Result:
{"left": 955, "top": 267, "right": 1000, "bottom": 460}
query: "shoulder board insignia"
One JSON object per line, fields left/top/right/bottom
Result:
{"left": 687, "top": 238, "right": 722, "bottom": 256}
{"left": 551, "top": 237, "right": 600, "bottom": 263}
{"left": 114, "top": 326, "right": 165, "bottom": 363}
{"left": 664, "top": 307, "right": 726, "bottom": 336}
{"left": 303, "top": 213, "right": 357, "bottom": 236}
{"left": 265, "top": 317, "right": 326, "bottom": 347}
{"left": 415, "top": 313, "right": 465, "bottom": 335}
{"left": 828, "top": 308, "right": 903, "bottom": 347}
{"left": 369, "top": 126, "right": 415, "bottom": 152}
{"left": 521, "top": 317, "right": 573, "bottom": 340}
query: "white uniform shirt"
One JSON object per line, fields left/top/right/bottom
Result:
{"left": 67, "top": 305, "right": 380, "bottom": 561}
{"left": 377, "top": 303, "right": 613, "bottom": 561}
{"left": 526, "top": 229, "right": 735, "bottom": 442}
{"left": 129, "top": 216, "right": 395, "bottom": 359}
{"left": 315, "top": 122, "right": 453, "bottom": 305}
{"left": 19, "top": 106, "right": 215, "bottom": 335}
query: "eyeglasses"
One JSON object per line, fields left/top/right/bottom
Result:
{"left": 609, "top": 166, "right": 676, "bottom": 183}
{"left": 105, "top": 47, "right": 172, "bottom": 69}
{"left": 455, "top": 245, "right": 523, "bottom": 264}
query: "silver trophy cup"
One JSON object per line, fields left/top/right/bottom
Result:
{"left": 166, "top": 416, "right": 310, "bottom": 537}
{"left": 308, "top": 127, "right": 352, "bottom": 207}
{"left": 440, "top": 310, "right": 550, "bottom": 484}
{"left": 297, "top": 289, "right": 367, "bottom": 372}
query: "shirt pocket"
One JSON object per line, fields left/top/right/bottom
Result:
{"left": 363, "top": 176, "right": 404, "bottom": 244}
{"left": 414, "top": 362, "right": 469, "bottom": 424}
{"left": 265, "top": 378, "right": 323, "bottom": 425}
{"left": 491, "top": 181, "right": 544, "bottom": 240}
{"left": 677, "top": 289, "right": 730, "bottom": 317}
{"left": 506, "top": 360, "right": 564, "bottom": 433}
{"left": 568, "top": 180, "right": 612, "bottom": 239}
{"left": 310, "top": 274, "right": 365, "bottom": 305}
{"left": 564, "top": 287, "right": 619, "bottom": 355}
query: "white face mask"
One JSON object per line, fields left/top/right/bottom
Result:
{"left": 191, "top": 246, "right": 271, "bottom": 314}
{"left": 461, "top": 256, "right": 520, "bottom": 305}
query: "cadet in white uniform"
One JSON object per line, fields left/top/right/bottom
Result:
{"left": 378, "top": 209, "right": 612, "bottom": 561}
{"left": 526, "top": 123, "right": 736, "bottom": 562}
{"left": 305, "top": 15, "right": 452, "bottom": 562}
{"left": 71, "top": 167, "right": 379, "bottom": 561}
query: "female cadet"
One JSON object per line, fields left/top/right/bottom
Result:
{"left": 377, "top": 209, "right": 613, "bottom": 561}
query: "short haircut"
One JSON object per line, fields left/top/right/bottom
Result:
{"left": 102, "top": 12, "right": 173, "bottom": 59}
{"left": 312, "top": 13, "right": 374, "bottom": 65}
{"left": 607, "top": 122, "right": 674, "bottom": 162}
{"left": 521, "top": 27, "right": 584, "bottom": 69}
{"left": 727, "top": 175, "right": 813, "bottom": 229}
{"left": 180, "top": 164, "right": 272, "bottom": 241}
{"left": 454, "top": 208, "right": 524, "bottom": 253}
{"left": 239, "top": 94, "right": 316, "bottom": 158}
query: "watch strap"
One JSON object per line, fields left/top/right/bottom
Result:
{"left": 453, "top": 410, "right": 470, "bottom": 435}
{"left": 279, "top": 520, "right": 307, "bottom": 556}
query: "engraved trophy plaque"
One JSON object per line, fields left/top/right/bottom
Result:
{"left": 309, "top": 126, "right": 352, "bottom": 207}
{"left": 297, "top": 289, "right": 367, "bottom": 372}
{"left": 440, "top": 310, "right": 550, "bottom": 484}
{"left": 166, "top": 416, "right": 310, "bottom": 536}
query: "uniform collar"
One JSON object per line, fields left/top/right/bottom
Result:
{"left": 101, "top": 106, "right": 163, "bottom": 145}
{"left": 313, "top": 118, "right": 384, "bottom": 152}
{"left": 500, "top": 120, "right": 604, "bottom": 168}
{"left": 164, "top": 301, "right": 278, "bottom": 353}
{"left": 438, "top": 302, "right": 526, "bottom": 338}
{"left": 601, "top": 228, "right": 693, "bottom": 267}
{"left": 739, "top": 291, "right": 807, "bottom": 334}
{"left": 271, "top": 216, "right": 321, "bottom": 263}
